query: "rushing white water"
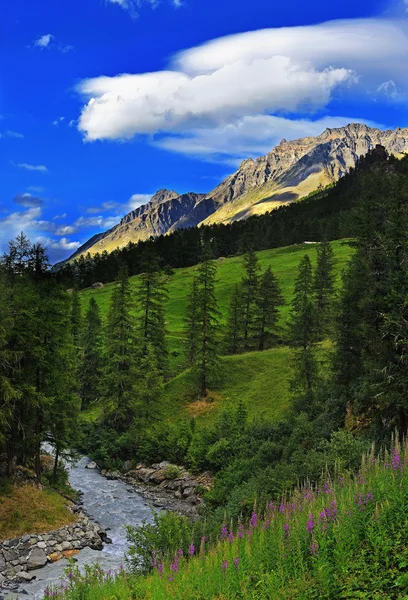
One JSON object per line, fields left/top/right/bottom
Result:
{"left": 12, "top": 457, "right": 155, "bottom": 599}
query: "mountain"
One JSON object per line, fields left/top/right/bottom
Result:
{"left": 68, "top": 189, "right": 207, "bottom": 261}
{"left": 68, "top": 124, "right": 408, "bottom": 261}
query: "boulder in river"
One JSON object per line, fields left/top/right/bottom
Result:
{"left": 85, "top": 461, "right": 98, "bottom": 470}
{"left": 26, "top": 548, "right": 47, "bottom": 570}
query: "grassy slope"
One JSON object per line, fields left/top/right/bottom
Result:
{"left": 80, "top": 241, "right": 352, "bottom": 425}
{"left": 50, "top": 442, "right": 408, "bottom": 600}
{"left": 0, "top": 485, "right": 76, "bottom": 540}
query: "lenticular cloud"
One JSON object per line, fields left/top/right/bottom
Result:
{"left": 77, "top": 17, "right": 408, "bottom": 143}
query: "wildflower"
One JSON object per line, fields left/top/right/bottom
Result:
{"left": 324, "top": 481, "right": 332, "bottom": 494}
{"left": 44, "top": 588, "right": 50, "bottom": 598}
{"left": 263, "top": 519, "right": 270, "bottom": 530}
{"left": 339, "top": 476, "right": 345, "bottom": 487}
{"left": 392, "top": 449, "right": 402, "bottom": 471}
{"left": 222, "top": 560, "right": 228, "bottom": 572}
{"left": 168, "top": 576, "right": 174, "bottom": 582}
{"left": 158, "top": 563, "right": 164, "bottom": 575}
{"left": 170, "top": 562, "right": 179, "bottom": 573}
{"left": 250, "top": 512, "right": 258, "bottom": 528}
{"left": 306, "top": 515, "right": 314, "bottom": 532}
{"left": 310, "top": 541, "right": 319, "bottom": 555}
{"left": 279, "top": 503, "right": 285, "bottom": 513}
{"left": 228, "top": 531, "right": 234, "bottom": 543}
{"left": 152, "top": 560, "right": 157, "bottom": 569}
{"left": 283, "top": 523, "right": 290, "bottom": 536}
{"left": 233, "top": 557, "right": 240, "bottom": 568}
{"left": 201, "top": 536, "right": 207, "bottom": 543}
{"left": 188, "top": 543, "right": 195, "bottom": 555}
{"left": 237, "top": 524, "right": 244, "bottom": 539}
{"left": 68, "top": 572, "right": 73, "bottom": 580}
{"left": 177, "top": 548, "right": 184, "bottom": 556}
{"left": 220, "top": 526, "right": 228, "bottom": 540}
{"left": 268, "top": 502, "right": 276, "bottom": 512}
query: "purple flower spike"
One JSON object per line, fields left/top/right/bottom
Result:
{"left": 222, "top": 560, "right": 228, "bottom": 572}
{"left": 250, "top": 512, "right": 258, "bottom": 528}
{"left": 188, "top": 543, "right": 195, "bottom": 555}
{"left": 233, "top": 557, "right": 240, "bottom": 568}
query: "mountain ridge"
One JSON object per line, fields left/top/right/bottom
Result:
{"left": 66, "top": 123, "right": 408, "bottom": 262}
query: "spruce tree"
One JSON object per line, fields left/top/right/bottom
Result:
{"left": 290, "top": 255, "right": 318, "bottom": 405}
{"left": 71, "top": 288, "right": 83, "bottom": 349}
{"left": 224, "top": 284, "right": 244, "bottom": 354}
{"left": 314, "top": 240, "right": 335, "bottom": 339}
{"left": 137, "top": 342, "right": 164, "bottom": 427}
{"left": 80, "top": 298, "right": 104, "bottom": 407}
{"left": 193, "top": 246, "right": 221, "bottom": 398}
{"left": 104, "top": 266, "right": 138, "bottom": 429}
{"left": 241, "top": 250, "right": 260, "bottom": 350}
{"left": 185, "top": 277, "right": 199, "bottom": 365}
{"left": 137, "top": 261, "right": 168, "bottom": 373}
{"left": 255, "top": 267, "right": 284, "bottom": 351}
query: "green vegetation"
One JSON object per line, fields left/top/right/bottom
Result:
{"left": 47, "top": 440, "right": 408, "bottom": 599}
{"left": 80, "top": 239, "right": 352, "bottom": 375}
{"left": 0, "top": 485, "right": 76, "bottom": 540}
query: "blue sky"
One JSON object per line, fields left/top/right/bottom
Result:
{"left": 1, "top": 0, "right": 407, "bottom": 261}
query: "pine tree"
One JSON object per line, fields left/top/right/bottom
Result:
{"left": 255, "top": 267, "right": 284, "bottom": 351}
{"left": 136, "top": 343, "right": 164, "bottom": 427}
{"left": 224, "top": 284, "right": 244, "bottom": 354}
{"left": 80, "top": 298, "right": 104, "bottom": 408}
{"left": 71, "top": 288, "right": 82, "bottom": 349}
{"left": 104, "top": 266, "right": 138, "bottom": 429}
{"left": 193, "top": 246, "right": 221, "bottom": 398}
{"left": 185, "top": 277, "right": 200, "bottom": 365}
{"left": 241, "top": 250, "right": 260, "bottom": 350}
{"left": 137, "top": 261, "right": 168, "bottom": 373}
{"left": 290, "top": 255, "right": 318, "bottom": 405}
{"left": 314, "top": 240, "right": 335, "bottom": 339}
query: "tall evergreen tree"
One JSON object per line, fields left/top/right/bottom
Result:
{"left": 104, "top": 266, "right": 138, "bottom": 429}
{"left": 136, "top": 343, "right": 164, "bottom": 427}
{"left": 185, "top": 277, "right": 200, "bottom": 365}
{"left": 224, "top": 283, "right": 244, "bottom": 354}
{"left": 290, "top": 255, "right": 318, "bottom": 406}
{"left": 255, "top": 267, "right": 284, "bottom": 351}
{"left": 137, "top": 258, "right": 168, "bottom": 373}
{"left": 191, "top": 246, "right": 221, "bottom": 398}
{"left": 241, "top": 250, "right": 260, "bottom": 350}
{"left": 71, "top": 288, "right": 83, "bottom": 349}
{"left": 80, "top": 298, "right": 104, "bottom": 407}
{"left": 314, "top": 240, "right": 335, "bottom": 339}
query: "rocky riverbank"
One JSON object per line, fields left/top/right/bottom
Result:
{"left": 87, "top": 461, "right": 214, "bottom": 518}
{"left": 0, "top": 508, "right": 108, "bottom": 590}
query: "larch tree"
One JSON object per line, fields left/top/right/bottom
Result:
{"left": 255, "top": 266, "right": 284, "bottom": 351}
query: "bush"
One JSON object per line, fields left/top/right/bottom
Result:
{"left": 164, "top": 465, "right": 180, "bottom": 480}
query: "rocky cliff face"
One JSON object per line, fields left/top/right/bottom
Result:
{"left": 69, "top": 124, "right": 408, "bottom": 260}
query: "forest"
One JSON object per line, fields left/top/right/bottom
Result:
{"left": 2, "top": 145, "right": 408, "bottom": 598}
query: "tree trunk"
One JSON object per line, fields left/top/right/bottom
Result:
{"left": 52, "top": 444, "right": 60, "bottom": 484}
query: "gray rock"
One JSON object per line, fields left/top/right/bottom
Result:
{"left": 61, "top": 542, "right": 71, "bottom": 551}
{"left": 16, "top": 571, "right": 36, "bottom": 582}
{"left": 37, "top": 542, "right": 47, "bottom": 549}
{"left": 3, "top": 550, "right": 17, "bottom": 562}
{"left": 86, "top": 461, "right": 98, "bottom": 470}
{"left": 0, "top": 556, "right": 5, "bottom": 571}
{"left": 27, "top": 548, "right": 47, "bottom": 570}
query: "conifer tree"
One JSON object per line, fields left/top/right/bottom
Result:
{"left": 71, "top": 288, "right": 82, "bottom": 349}
{"left": 137, "top": 342, "right": 164, "bottom": 427}
{"left": 137, "top": 258, "right": 168, "bottom": 373}
{"left": 185, "top": 277, "right": 199, "bottom": 365}
{"left": 241, "top": 250, "right": 260, "bottom": 350}
{"left": 104, "top": 266, "right": 138, "bottom": 429}
{"left": 290, "top": 255, "right": 318, "bottom": 405}
{"left": 255, "top": 267, "right": 284, "bottom": 351}
{"left": 314, "top": 240, "right": 335, "bottom": 339}
{"left": 80, "top": 297, "right": 104, "bottom": 407}
{"left": 192, "top": 246, "right": 221, "bottom": 398}
{"left": 224, "top": 284, "right": 244, "bottom": 354}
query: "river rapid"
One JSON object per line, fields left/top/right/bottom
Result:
{"left": 13, "top": 457, "right": 155, "bottom": 599}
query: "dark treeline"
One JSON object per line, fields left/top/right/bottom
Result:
{"left": 54, "top": 146, "right": 399, "bottom": 290}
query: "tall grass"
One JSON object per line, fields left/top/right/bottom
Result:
{"left": 48, "top": 438, "right": 408, "bottom": 599}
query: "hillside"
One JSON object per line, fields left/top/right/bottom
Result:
{"left": 68, "top": 124, "right": 408, "bottom": 261}
{"left": 80, "top": 240, "right": 352, "bottom": 426}
{"left": 47, "top": 441, "right": 408, "bottom": 600}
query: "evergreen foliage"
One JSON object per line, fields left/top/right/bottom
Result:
{"left": 80, "top": 298, "right": 104, "bottom": 408}
{"left": 255, "top": 266, "right": 284, "bottom": 351}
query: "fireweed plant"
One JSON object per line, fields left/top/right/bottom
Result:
{"left": 45, "top": 440, "right": 408, "bottom": 599}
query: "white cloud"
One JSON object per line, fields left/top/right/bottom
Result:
{"left": 85, "top": 194, "right": 152, "bottom": 215}
{"left": 52, "top": 116, "right": 65, "bottom": 126}
{"left": 53, "top": 213, "right": 68, "bottom": 220}
{"left": 104, "top": 0, "right": 182, "bottom": 18}
{"left": 34, "top": 34, "right": 53, "bottom": 48}
{"left": 0, "top": 130, "right": 24, "bottom": 139}
{"left": 127, "top": 194, "right": 153, "bottom": 210}
{"left": 13, "top": 162, "right": 48, "bottom": 172}
{"left": 0, "top": 207, "right": 43, "bottom": 250}
{"left": 32, "top": 34, "right": 74, "bottom": 53}
{"left": 76, "top": 16, "right": 408, "bottom": 160}
{"left": 156, "top": 114, "right": 383, "bottom": 163}
{"left": 13, "top": 193, "right": 44, "bottom": 208}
